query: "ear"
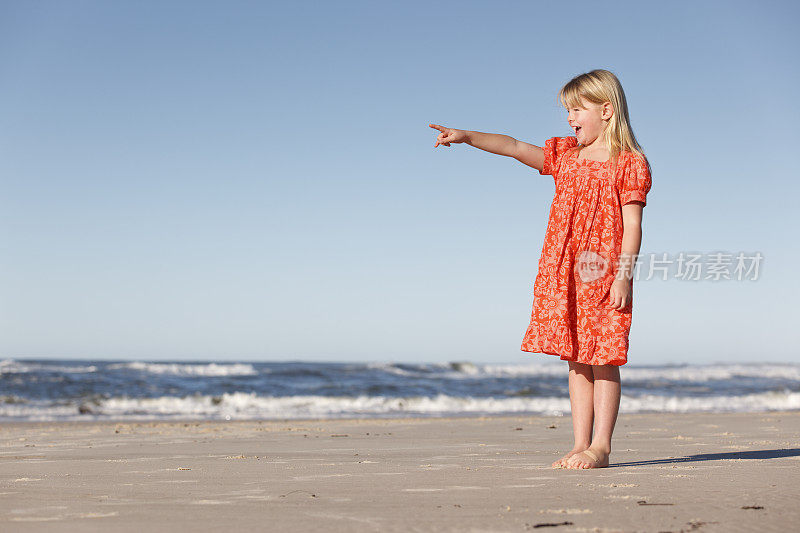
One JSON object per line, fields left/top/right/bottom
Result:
{"left": 602, "top": 101, "right": 614, "bottom": 120}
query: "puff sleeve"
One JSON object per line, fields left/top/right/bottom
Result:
{"left": 618, "top": 152, "right": 652, "bottom": 207}
{"left": 540, "top": 136, "right": 578, "bottom": 176}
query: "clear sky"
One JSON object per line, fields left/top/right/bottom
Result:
{"left": 1, "top": 0, "right": 797, "bottom": 364}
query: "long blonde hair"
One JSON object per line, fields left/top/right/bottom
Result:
{"left": 557, "top": 69, "right": 650, "bottom": 177}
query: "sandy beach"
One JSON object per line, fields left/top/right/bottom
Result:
{"left": 1, "top": 411, "right": 798, "bottom": 532}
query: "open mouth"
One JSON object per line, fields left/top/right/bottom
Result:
{"left": 574, "top": 126, "right": 582, "bottom": 134}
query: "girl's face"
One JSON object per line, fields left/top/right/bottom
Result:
{"left": 566, "top": 96, "right": 612, "bottom": 146}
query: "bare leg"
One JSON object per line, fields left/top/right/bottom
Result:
{"left": 552, "top": 361, "right": 594, "bottom": 468}
{"left": 566, "top": 364, "right": 620, "bottom": 469}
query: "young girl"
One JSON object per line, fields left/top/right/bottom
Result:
{"left": 428, "top": 69, "right": 652, "bottom": 470}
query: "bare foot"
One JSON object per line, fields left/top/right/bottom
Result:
{"left": 565, "top": 448, "right": 609, "bottom": 469}
{"left": 551, "top": 447, "right": 588, "bottom": 469}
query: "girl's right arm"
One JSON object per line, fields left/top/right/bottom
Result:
{"left": 428, "top": 124, "right": 545, "bottom": 173}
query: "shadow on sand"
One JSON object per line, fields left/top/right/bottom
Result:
{"left": 612, "top": 448, "right": 800, "bottom": 468}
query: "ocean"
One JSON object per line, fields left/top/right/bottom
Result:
{"left": 1, "top": 358, "right": 798, "bottom": 422}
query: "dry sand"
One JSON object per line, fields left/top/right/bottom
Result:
{"left": 1, "top": 411, "right": 799, "bottom": 532}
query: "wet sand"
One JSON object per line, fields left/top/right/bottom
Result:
{"left": 1, "top": 411, "right": 799, "bottom": 532}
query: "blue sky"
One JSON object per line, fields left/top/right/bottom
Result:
{"left": 0, "top": 0, "right": 797, "bottom": 364}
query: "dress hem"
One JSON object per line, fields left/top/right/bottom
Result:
{"left": 520, "top": 346, "right": 627, "bottom": 367}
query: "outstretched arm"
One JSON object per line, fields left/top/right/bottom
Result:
{"left": 429, "top": 124, "right": 545, "bottom": 172}
{"left": 510, "top": 140, "right": 545, "bottom": 172}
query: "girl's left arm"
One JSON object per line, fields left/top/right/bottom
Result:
{"left": 609, "top": 203, "right": 644, "bottom": 310}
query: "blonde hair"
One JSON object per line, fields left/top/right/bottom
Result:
{"left": 557, "top": 69, "right": 650, "bottom": 176}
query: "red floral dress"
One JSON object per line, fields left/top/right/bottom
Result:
{"left": 520, "top": 136, "right": 652, "bottom": 366}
